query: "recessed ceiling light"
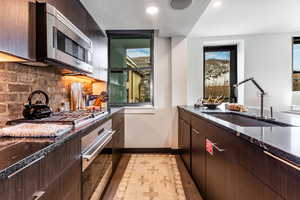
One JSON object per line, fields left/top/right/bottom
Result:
{"left": 146, "top": 6, "right": 159, "bottom": 15}
{"left": 212, "top": 1, "right": 222, "bottom": 8}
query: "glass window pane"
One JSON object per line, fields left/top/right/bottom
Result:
{"left": 204, "top": 51, "right": 230, "bottom": 99}
{"left": 110, "top": 38, "right": 151, "bottom": 69}
{"left": 293, "top": 43, "right": 300, "bottom": 91}
{"left": 109, "top": 69, "right": 152, "bottom": 104}
{"left": 293, "top": 44, "right": 300, "bottom": 72}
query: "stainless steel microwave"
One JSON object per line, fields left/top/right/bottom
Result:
{"left": 36, "top": 2, "right": 93, "bottom": 74}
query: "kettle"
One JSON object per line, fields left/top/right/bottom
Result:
{"left": 23, "top": 90, "right": 52, "bottom": 119}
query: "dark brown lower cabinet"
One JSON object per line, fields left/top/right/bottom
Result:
{"left": 178, "top": 108, "right": 298, "bottom": 200}
{"left": 112, "top": 123, "right": 124, "bottom": 172}
{"left": 2, "top": 155, "right": 42, "bottom": 200}
{"left": 179, "top": 118, "right": 191, "bottom": 171}
{"left": 112, "top": 110, "right": 125, "bottom": 172}
{"left": 0, "top": 137, "right": 81, "bottom": 200}
{"left": 40, "top": 160, "right": 81, "bottom": 200}
{"left": 191, "top": 128, "right": 206, "bottom": 198}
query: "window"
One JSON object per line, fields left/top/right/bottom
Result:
{"left": 107, "top": 30, "right": 154, "bottom": 106}
{"left": 203, "top": 45, "right": 237, "bottom": 102}
{"left": 293, "top": 37, "right": 300, "bottom": 91}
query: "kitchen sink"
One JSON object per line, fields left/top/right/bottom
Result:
{"left": 0, "top": 141, "right": 51, "bottom": 171}
{"left": 204, "top": 112, "right": 293, "bottom": 127}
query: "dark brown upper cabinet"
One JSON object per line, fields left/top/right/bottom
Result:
{"left": 0, "top": 0, "right": 36, "bottom": 60}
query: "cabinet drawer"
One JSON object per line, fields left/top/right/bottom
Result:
{"left": 41, "top": 138, "right": 81, "bottom": 188}
{"left": 178, "top": 108, "right": 191, "bottom": 123}
{"left": 0, "top": 156, "right": 43, "bottom": 200}
{"left": 238, "top": 139, "right": 290, "bottom": 199}
{"left": 39, "top": 160, "right": 81, "bottom": 200}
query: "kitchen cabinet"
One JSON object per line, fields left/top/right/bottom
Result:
{"left": 112, "top": 111, "right": 125, "bottom": 172}
{"left": 0, "top": 0, "right": 36, "bottom": 60}
{"left": 178, "top": 109, "right": 191, "bottom": 171}
{"left": 0, "top": 137, "right": 81, "bottom": 200}
{"left": 178, "top": 107, "right": 292, "bottom": 200}
{"left": 191, "top": 128, "right": 206, "bottom": 198}
{"left": 39, "top": 160, "right": 81, "bottom": 200}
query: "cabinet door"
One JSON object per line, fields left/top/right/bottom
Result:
{"left": 112, "top": 128, "right": 124, "bottom": 172}
{"left": 2, "top": 156, "right": 43, "bottom": 200}
{"left": 205, "top": 125, "right": 239, "bottom": 200}
{"left": 237, "top": 164, "right": 284, "bottom": 200}
{"left": 178, "top": 119, "right": 184, "bottom": 156}
{"left": 182, "top": 120, "right": 191, "bottom": 171}
{"left": 0, "top": 0, "right": 36, "bottom": 60}
{"left": 191, "top": 128, "right": 206, "bottom": 198}
{"left": 40, "top": 160, "right": 81, "bottom": 200}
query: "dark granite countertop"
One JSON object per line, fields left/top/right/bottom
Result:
{"left": 0, "top": 107, "right": 123, "bottom": 180}
{"left": 179, "top": 105, "right": 300, "bottom": 167}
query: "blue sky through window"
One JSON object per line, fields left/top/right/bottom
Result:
{"left": 293, "top": 44, "right": 300, "bottom": 72}
{"left": 127, "top": 48, "right": 150, "bottom": 58}
{"left": 205, "top": 51, "right": 230, "bottom": 61}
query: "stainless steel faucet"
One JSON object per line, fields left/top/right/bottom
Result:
{"left": 233, "top": 77, "right": 266, "bottom": 118}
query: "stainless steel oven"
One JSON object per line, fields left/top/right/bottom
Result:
{"left": 36, "top": 2, "right": 93, "bottom": 73}
{"left": 81, "top": 120, "right": 114, "bottom": 200}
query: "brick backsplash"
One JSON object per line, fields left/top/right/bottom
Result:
{"left": 0, "top": 62, "right": 70, "bottom": 126}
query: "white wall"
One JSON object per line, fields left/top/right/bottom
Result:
{"left": 170, "top": 37, "right": 188, "bottom": 148}
{"left": 125, "top": 36, "right": 173, "bottom": 148}
{"left": 187, "top": 32, "right": 297, "bottom": 107}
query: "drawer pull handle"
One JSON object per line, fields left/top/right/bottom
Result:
{"left": 192, "top": 128, "right": 200, "bottom": 134}
{"left": 32, "top": 191, "right": 45, "bottom": 200}
{"left": 264, "top": 151, "right": 300, "bottom": 171}
{"left": 8, "top": 155, "right": 45, "bottom": 179}
{"left": 212, "top": 143, "right": 226, "bottom": 152}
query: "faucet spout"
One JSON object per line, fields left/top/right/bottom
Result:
{"left": 234, "top": 77, "right": 266, "bottom": 118}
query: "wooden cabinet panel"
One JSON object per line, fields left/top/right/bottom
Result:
{"left": 179, "top": 108, "right": 191, "bottom": 124}
{"left": 205, "top": 125, "right": 239, "bottom": 200}
{"left": 178, "top": 108, "right": 191, "bottom": 171}
{"left": 179, "top": 109, "right": 300, "bottom": 200}
{"left": 238, "top": 139, "right": 289, "bottom": 199}
{"left": 41, "top": 138, "right": 81, "bottom": 188}
{"left": 287, "top": 168, "right": 300, "bottom": 200}
{"left": 112, "top": 111, "right": 125, "bottom": 172}
{"left": 40, "top": 159, "right": 81, "bottom": 200}
{"left": 182, "top": 120, "right": 191, "bottom": 171}
{"left": 178, "top": 119, "right": 184, "bottom": 155}
{"left": 237, "top": 164, "right": 283, "bottom": 200}
{"left": 112, "top": 124, "right": 124, "bottom": 172}
{"left": 0, "top": 0, "right": 36, "bottom": 60}
{"left": 0, "top": 156, "right": 43, "bottom": 200}
{"left": 191, "top": 128, "right": 206, "bottom": 198}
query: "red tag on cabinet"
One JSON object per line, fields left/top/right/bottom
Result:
{"left": 206, "top": 139, "right": 214, "bottom": 155}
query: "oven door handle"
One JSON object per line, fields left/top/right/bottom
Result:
{"left": 82, "top": 130, "right": 113, "bottom": 161}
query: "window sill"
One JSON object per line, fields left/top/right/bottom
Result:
{"left": 124, "top": 105, "right": 155, "bottom": 114}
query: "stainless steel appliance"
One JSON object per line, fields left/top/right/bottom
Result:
{"left": 81, "top": 119, "right": 114, "bottom": 200}
{"left": 36, "top": 2, "right": 93, "bottom": 73}
{"left": 8, "top": 110, "right": 107, "bottom": 128}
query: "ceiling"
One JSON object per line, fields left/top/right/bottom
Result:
{"left": 80, "top": 0, "right": 210, "bottom": 37}
{"left": 189, "top": 0, "right": 300, "bottom": 37}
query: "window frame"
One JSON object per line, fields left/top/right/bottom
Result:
{"left": 106, "top": 30, "right": 154, "bottom": 107}
{"left": 292, "top": 37, "right": 300, "bottom": 91}
{"left": 203, "top": 45, "right": 238, "bottom": 102}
